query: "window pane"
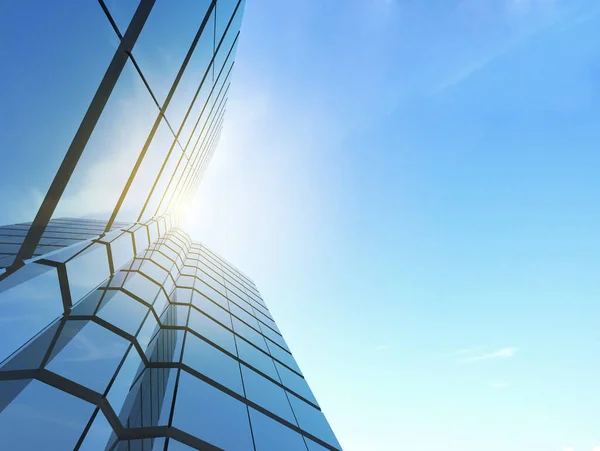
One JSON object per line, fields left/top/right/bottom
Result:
{"left": 236, "top": 337, "right": 279, "bottom": 381}
{"left": 0, "top": 263, "right": 62, "bottom": 364}
{"left": 132, "top": 0, "right": 212, "bottom": 103}
{"left": 49, "top": 59, "right": 159, "bottom": 221}
{"left": 172, "top": 372, "right": 254, "bottom": 450}
{"left": 249, "top": 408, "right": 307, "bottom": 451}
{"left": 188, "top": 309, "right": 236, "bottom": 354}
{"left": 288, "top": 394, "right": 341, "bottom": 449}
{"left": 182, "top": 333, "right": 243, "bottom": 394}
{"left": 0, "top": 379, "right": 95, "bottom": 449}
{"left": 241, "top": 366, "right": 296, "bottom": 425}
{"left": 46, "top": 320, "right": 129, "bottom": 393}
{"left": 0, "top": 1, "right": 118, "bottom": 225}
{"left": 275, "top": 362, "right": 318, "bottom": 406}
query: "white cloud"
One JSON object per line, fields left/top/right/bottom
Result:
{"left": 490, "top": 382, "right": 510, "bottom": 389}
{"left": 562, "top": 447, "right": 574, "bottom": 451}
{"left": 459, "top": 347, "right": 518, "bottom": 363}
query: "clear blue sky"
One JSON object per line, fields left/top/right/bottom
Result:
{"left": 186, "top": 1, "right": 600, "bottom": 450}
{"left": 2, "top": 0, "right": 600, "bottom": 450}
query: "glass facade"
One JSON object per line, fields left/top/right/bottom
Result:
{"left": 0, "top": 1, "right": 341, "bottom": 450}
{"left": 0, "top": 218, "right": 342, "bottom": 450}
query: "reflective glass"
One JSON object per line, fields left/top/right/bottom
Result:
{"left": 233, "top": 317, "right": 268, "bottom": 353}
{"left": 188, "top": 309, "right": 236, "bottom": 354}
{"left": 306, "top": 438, "right": 333, "bottom": 451}
{"left": 275, "top": 362, "right": 318, "bottom": 406}
{"left": 0, "top": 263, "right": 62, "bottom": 364}
{"left": 267, "top": 340, "right": 302, "bottom": 375}
{"left": 236, "top": 337, "right": 279, "bottom": 381}
{"left": 172, "top": 372, "right": 254, "bottom": 450}
{"left": 241, "top": 366, "right": 296, "bottom": 424}
{"left": 167, "top": 1, "right": 214, "bottom": 140}
{"left": 288, "top": 394, "right": 342, "bottom": 449}
{"left": 137, "top": 310, "right": 160, "bottom": 352}
{"left": 98, "top": 291, "right": 148, "bottom": 337}
{"left": 65, "top": 243, "right": 111, "bottom": 305}
{"left": 191, "top": 291, "right": 231, "bottom": 327}
{"left": 249, "top": 408, "right": 308, "bottom": 451}
{"left": 124, "top": 272, "right": 161, "bottom": 304}
{"left": 0, "top": 1, "right": 117, "bottom": 225}
{"left": 107, "top": 232, "right": 135, "bottom": 272}
{"left": 229, "top": 301, "right": 259, "bottom": 328}
{"left": 46, "top": 320, "right": 129, "bottom": 393}
{"left": 177, "top": 275, "right": 196, "bottom": 288}
{"left": 261, "top": 324, "right": 290, "bottom": 352}
{"left": 113, "top": 125, "right": 179, "bottom": 224}
{"left": 51, "top": 61, "right": 158, "bottom": 221}
{"left": 108, "top": 347, "right": 143, "bottom": 418}
{"left": 182, "top": 333, "right": 243, "bottom": 394}
{"left": 104, "top": 0, "right": 140, "bottom": 36}
{"left": 0, "top": 379, "right": 95, "bottom": 449}
{"left": 78, "top": 409, "right": 114, "bottom": 451}
{"left": 195, "top": 279, "right": 228, "bottom": 309}
{"left": 139, "top": 259, "right": 169, "bottom": 285}
{"left": 132, "top": 0, "right": 212, "bottom": 103}
{"left": 132, "top": 225, "right": 150, "bottom": 253}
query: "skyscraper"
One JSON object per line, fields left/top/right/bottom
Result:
{"left": 0, "top": 1, "right": 341, "bottom": 450}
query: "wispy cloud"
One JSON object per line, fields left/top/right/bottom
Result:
{"left": 447, "top": 345, "right": 484, "bottom": 357}
{"left": 460, "top": 347, "right": 518, "bottom": 363}
{"left": 490, "top": 381, "right": 510, "bottom": 389}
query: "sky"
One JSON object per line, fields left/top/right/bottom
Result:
{"left": 1, "top": 0, "right": 600, "bottom": 450}
{"left": 183, "top": 1, "right": 600, "bottom": 450}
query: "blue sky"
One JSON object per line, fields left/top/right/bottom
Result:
{"left": 1, "top": 0, "right": 600, "bottom": 450}
{"left": 185, "top": 0, "right": 600, "bottom": 450}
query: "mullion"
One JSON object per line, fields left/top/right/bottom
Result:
{"left": 104, "top": 1, "right": 217, "bottom": 233}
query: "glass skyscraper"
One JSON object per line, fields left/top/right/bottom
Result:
{"left": 0, "top": 1, "right": 341, "bottom": 450}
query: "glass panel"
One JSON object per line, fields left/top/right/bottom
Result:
{"left": 191, "top": 290, "right": 231, "bottom": 327}
{"left": 172, "top": 372, "right": 254, "bottom": 450}
{"left": 236, "top": 337, "right": 279, "bottom": 381}
{"left": 305, "top": 438, "right": 332, "bottom": 451}
{"left": 166, "top": 8, "right": 215, "bottom": 144}
{"left": 229, "top": 301, "right": 259, "bottom": 328}
{"left": 188, "top": 309, "right": 236, "bottom": 354}
{"left": 241, "top": 366, "right": 296, "bottom": 424}
{"left": 65, "top": 243, "right": 111, "bottom": 305}
{"left": 104, "top": 0, "right": 140, "bottom": 36}
{"left": 0, "top": 263, "right": 63, "bottom": 364}
{"left": 195, "top": 279, "right": 228, "bottom": 309}
{"left": 97, "top": 291, "right": 148, "bottom": 336}
{"left": 0, "top": 379, "right": 95, "bottom": 449}
{"left": 182, "top": 333, "right": 243, "bottom": 394}
{"left": 177, "top": 275, "right": 196, "bottom": 288}
{"left": 249, "top": 408, "right": 308, "bottom": 451}
{"left": 107, "top": 347, "right": 143, "bottom": 418}
{"left": 139, "top": 258, "right": 169, "bottom": 285}
{"left": 275, "top": 362, "right": 318, "bottom": 406}
{"left": 267, "top": 340, "right": 302, "bottom": 375}
{"left": 115, "top": 119, "right": 180, "bottom": 224}
{"left": 0, "top": 1, "right": 118, "bottom": 226}
{"left": 78, "top": 409, "right": 114, "bottom": 451}
{"left": 51, "top": 60, "right": 158, "bottom": 221}
{"left": 46, "top": 320, "right": 129, "bottom": 393}
{"left": 124, "top": 272, "right": 161, "bottom": 305}
{"left": 261, "top": 324, "right": 290, "bottom": 353}
{"left": 107, "top": 232, "right": 135, "bottom": 272}
{"left": 132, "top": 0, "right": 212, "bottom": 103}
{"left": 233, "top": 317, "right": 268, "bottom": 353}
{"left": 288, "top": 394, "right": 341, "bottom": 449}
